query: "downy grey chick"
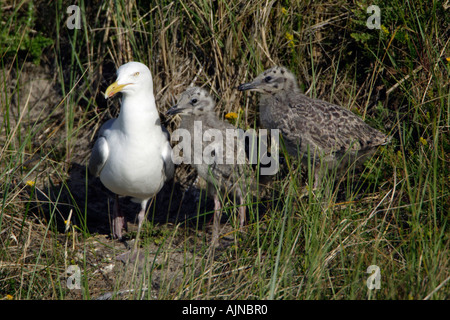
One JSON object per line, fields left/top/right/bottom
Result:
{"left": 167, "top": 87, "right": 254, "bottom": 244}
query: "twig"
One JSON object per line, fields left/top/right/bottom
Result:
{"left": 423, "top": 275, "right": 450, "bottom": 300}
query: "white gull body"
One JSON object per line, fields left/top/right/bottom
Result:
{"left": 89, "top": 62, "right": 173, "bottom": 239}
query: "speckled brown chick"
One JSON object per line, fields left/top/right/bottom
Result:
{"left": 239, "top": 66, "right": 390, "bottom": 186}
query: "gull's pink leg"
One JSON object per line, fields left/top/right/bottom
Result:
{"left": 112, "top": 195, "right": 127, "bottom": 239}
{"left": 137, "top": 199, "right": 149, "bottom": 230}
{"left": 238, "top": 193, "right": 246, "bottom": 232}
{"left": 212, "top": 193, "right": 222, "bottom": 247}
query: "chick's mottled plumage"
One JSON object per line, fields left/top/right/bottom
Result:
{"left": 239, "top": 66, "right": 389, "bottom": 183}
{"left": 167, "top": 87, "right": 251, "bottom": 244}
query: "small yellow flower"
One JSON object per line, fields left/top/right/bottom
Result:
{"left": 380, "top": 25, "right": 389, "bottom": 35}
{"left": 225, "top": 112, "right": 238, "bottom": 120}
{"left": 446, "top": 57, "right": 450, "bottom": 63}
{"left": 6, "top": 294, "right": 13, "bottom": 300}
{"left": 419, "top": 137, "right": 427, "bottom": 146}
{"left": 285, "top": 32, "right": 295, "bottom": 51}
{"left": 281, "top": 7, "right": 288, "bottom": 16}
{"left": 26, "top": 180, "right": 35, "bottom": 187}
{"left": 285, "top": 32, "right": 294, "bottom": 42}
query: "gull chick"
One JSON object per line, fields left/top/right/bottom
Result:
{"left": 89, "top": 62, "right": 174, "bottom": 239}
{"left": 238, "top": 66, "right": 390, "bottom": 186}
{"left": 167, "top": 87, "right": 251, "bottom": 244}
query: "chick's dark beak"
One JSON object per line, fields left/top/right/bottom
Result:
{"left": 238, "top": 81, "right": 259, "bottom": 91}
{"left": 166, "top": 105, "right": 181, "bottom": 116}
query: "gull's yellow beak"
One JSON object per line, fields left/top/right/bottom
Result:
{"left": 104, "top": 81, "right": 130, "bottom": 99}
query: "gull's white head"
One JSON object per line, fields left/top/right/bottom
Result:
{"left": 104, "top": 62, "right": 153, "bottom": 99}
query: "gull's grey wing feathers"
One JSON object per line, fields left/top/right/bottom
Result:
{"left": 88, "top": 137, "right": 109, "bottom": 177}
{"left": 161, "top": 125, "right": 174, "bottom": 181}
{"left": 88, "top": 119, "right": 115, "bottom": 177}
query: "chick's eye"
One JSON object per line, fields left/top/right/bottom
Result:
{"left": 264, "top": 76, "right": 272, "bottom": 82}
{"left": 191, "top": 98, "right": 198, "bottom": 104}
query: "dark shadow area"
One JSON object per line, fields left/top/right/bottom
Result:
{"left": 25, "top": 162, "right": 271, "bottom": 239}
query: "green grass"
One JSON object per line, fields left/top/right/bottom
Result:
{"left": 0, "top": 0, "right": 449, "bottom": 300}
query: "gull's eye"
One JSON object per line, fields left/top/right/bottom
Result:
{"left": 264, "top": 76, "right": 273, "bottom": 82}
{"left": 191, "top": 98, "right": 198, "bottom": 104}
{"left": 132, "top": 72, "right": 140, "bottom": 77}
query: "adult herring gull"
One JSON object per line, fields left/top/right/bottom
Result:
{"left": 89, "top": 62, "right": 174, "bottom": 239}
